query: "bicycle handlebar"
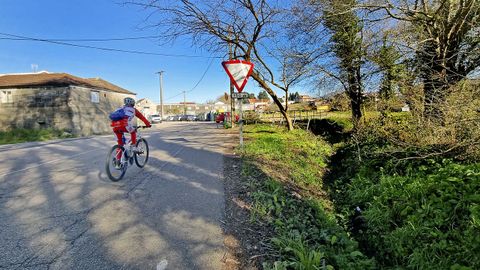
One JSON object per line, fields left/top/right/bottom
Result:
{"left": 134, "top": 126, "right": 151, "bottom": 130}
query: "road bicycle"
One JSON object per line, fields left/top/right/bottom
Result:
{"left": 105, "top": 126, "right": 150, "bottom": 181}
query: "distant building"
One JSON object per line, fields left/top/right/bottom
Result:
{"left": 136, "top": 98, "right": 157, "bottom": 117}
{"left": 160, "top": 101, "right": 228, "bottom": 115}
{"left": 246, "top": 99, "right": 270, "bottom": 111}
{"left": 295, "top": 95, "right": 315, "bottom": 103}
{"left": 0, "top": 71, "right": 135, "bottom": 135}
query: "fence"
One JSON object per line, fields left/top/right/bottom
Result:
{"left": 244, "top": 110, "right": 340, "bottom": 129}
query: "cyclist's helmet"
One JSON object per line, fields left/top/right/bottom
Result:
{"left": 124, "top": 97, "right": 135, "bottom": 107}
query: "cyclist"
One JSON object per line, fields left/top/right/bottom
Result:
{"left": 111, "top": 97, "right": 151, "bottom": 160}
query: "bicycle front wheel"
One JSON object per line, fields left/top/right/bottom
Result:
{"left": 105, "top": 145, "right": 127, "bottom": 181}
{"left": 134, "top": 138, "right": 149, "bottom": 168}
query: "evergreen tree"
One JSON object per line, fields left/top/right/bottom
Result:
{"left": 258, "top": 90, "right": 270, "bottom": 100}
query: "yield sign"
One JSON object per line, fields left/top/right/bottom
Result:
{"left": 222, "top": 60, "right": 254, "bottom": 93}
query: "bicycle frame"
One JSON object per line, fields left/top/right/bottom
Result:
{"left": 116, "top": 127, "right": 145, "bottom": 166}
{"left": 106, "top": 126, "right": 150, "bottom": 181}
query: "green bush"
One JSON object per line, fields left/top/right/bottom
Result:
{"left": 325, "top": 118, "right": 480, "bottom": 269}
{"left": 338, "top": 158, "right": 480, "bottom": 269}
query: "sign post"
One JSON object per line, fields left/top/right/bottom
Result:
{"left": 222, "top": 60, "right": 254, "bottom": 147}
{"left": 239, "top": 96, "right": 244, "bottom": 146}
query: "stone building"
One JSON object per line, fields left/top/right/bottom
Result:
{"left": 0, "top": 72, "right": 135, "bottom": 135}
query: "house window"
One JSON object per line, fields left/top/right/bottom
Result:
{"left": 90, "top": 91, "right": 99, "bottom": 103}
{"left": 0, "top": 90, "right": 13, "bottom": 103}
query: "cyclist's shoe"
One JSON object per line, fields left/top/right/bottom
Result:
{"left": 113, "top": 158, "right": 122, "bottom": 169}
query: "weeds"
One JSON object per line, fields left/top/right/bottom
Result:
{"left": 0, "top": 128, "right": 75, "bottom": 145}
{"left": 241, "top": 125, "right": 375, "bottom": 269}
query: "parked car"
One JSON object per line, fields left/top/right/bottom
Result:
{"left": 178, "top": 114, "right": 195, "bottom": 121}
{"left": 196, "top": 113, "right": 207, "bottom": 121}
{"left": 215, "top": 112, "right": 239, "bottom": 123}
{"left": 149, "top": 114, "right": 162, "bottom": 123}
{"left": 165, "top": 115, "right": 175, "bottom": 121}
{"left": 186, "top": 115, "right": 197, "bottom": 121}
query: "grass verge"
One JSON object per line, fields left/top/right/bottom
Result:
{"left": 240, "top": 124, "right": 375, "bottom": 269}
{"left": 0, "top": 128, "right": 75, "bottom": 145}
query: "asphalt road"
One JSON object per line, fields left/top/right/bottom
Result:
{"left": 0, "top": 122, "right": 229, "bottom": 270}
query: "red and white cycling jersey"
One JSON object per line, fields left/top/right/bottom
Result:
{"left": 111, "top": 106, "right": 150, "bottom": 131}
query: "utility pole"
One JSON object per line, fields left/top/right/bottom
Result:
{"left": 183, "top": 90, "right": 187, "bottom": 115}
{"left": 156, "top": 71, "right": 165, "bottom": 121}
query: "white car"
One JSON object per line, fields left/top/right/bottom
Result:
{"left": 149, "top": 114, "right": 162, "bottom": 123}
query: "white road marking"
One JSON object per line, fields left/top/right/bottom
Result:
{"left": 0, "top": 149, "right": 98, "bottom": 177}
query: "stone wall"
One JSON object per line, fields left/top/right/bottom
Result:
{"left": 0, "top": 87, "right": 71, "bottom": 131}
{"left": 0, "top": 86, "right": 134, "bottom": 136}
{"left": 68, "top": 86, "right": 133, "bottom": 135}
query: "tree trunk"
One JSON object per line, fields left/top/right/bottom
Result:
{"left": 419, "top": 41, "right": 465, "bottom": 121}
{"left": 347, "top": 66, "right": 363, "bottom": 127}
{"left": 280, "top": 109, "right": 293, "bottom": 130}
{"left": 349, "top": 89, "right": 362, "bottom": 128}
{"left": 250, "top": 71, "right": 294, "bottom": 130}
{"left": 423, "top": 76, "right": 446, "bottom": 120}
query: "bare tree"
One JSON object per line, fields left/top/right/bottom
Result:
{"left": 127, "top": 0, "right": 311, "bottom": 130}
{"left": 362, "top": 0, "right": 480, "bottom": 119}
{"left": 290, "top": 0, "right": 367, "bottom": 125}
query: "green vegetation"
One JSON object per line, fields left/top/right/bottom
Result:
{"left": 347, "top": 160, "right": 480, "bottom": 269}
{"left": 241, "top": 125, "right": 375, "bottom": 269}
{"left": 241, "top": 117, "right": 480, "bottom": 269}
{"left": 0, "top": 128, "right": 75, "bottom": 145}
{"left": 329, "top": 134, "right": 480, "bottom": 269}
{"left": 243, "top": 125, "right": 332, "bottom": 190}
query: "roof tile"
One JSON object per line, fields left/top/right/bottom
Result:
{"left": 0, "top": 72, "right": 135, "bottom": 94}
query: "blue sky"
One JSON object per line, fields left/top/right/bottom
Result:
{"left": 0, "top": 0, "right": 269, "bottom": 103}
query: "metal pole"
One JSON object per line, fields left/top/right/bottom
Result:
{"left": 228, "top": 47, "right": 235, "bottom": 128}
{"left": 239, "top": 97, "right": 244, "bottom": 147}
{"left": 157, "top": 71, "right": 165, "bottom": 121}
{"left": 228, "top": 28, "right": 235, "bottom": 127}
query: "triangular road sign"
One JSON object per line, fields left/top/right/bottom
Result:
{"left": 222, "top": 60, "right": 254, "bottom": 93}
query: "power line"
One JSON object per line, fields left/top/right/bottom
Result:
{"left": 0, "top": 35, "right": 163, "bottom": 42}
{"left": 0, "top": 32, "right": 223, "bottom": 59}
{"left": 187, "top": 56, "right": 216, "bottom": 93}
{"left": 165, "top": 57, "right": 216, "bottom": 101}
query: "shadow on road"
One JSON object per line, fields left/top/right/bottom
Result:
{"left": 0, "top": 123, "right": 230, "bottom": 269}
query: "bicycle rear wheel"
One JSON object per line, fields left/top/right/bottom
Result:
{"left": 105, "top": 145, "right": 127, "bottom": 181}
{"left": 134, "top": 138, "right": 149, "bottom": 168}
